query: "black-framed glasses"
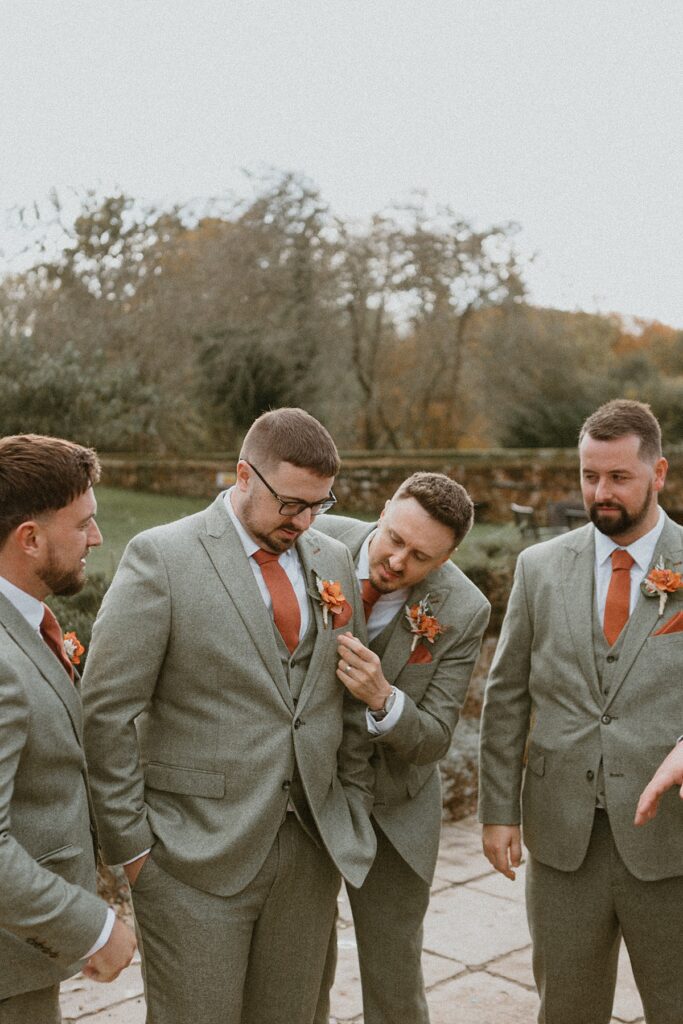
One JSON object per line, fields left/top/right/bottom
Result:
{"left": 246, "top": 462, "right": 336, "bottom": 517}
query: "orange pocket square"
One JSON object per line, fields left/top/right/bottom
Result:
{"left": 332, "top": 601, "right": 353, "bottom": 629}
{"left": 407, "top": 643, "right": 433, "bottom": 665}
{"left": 653, "top": 611, "right": 683, "bottom": 636}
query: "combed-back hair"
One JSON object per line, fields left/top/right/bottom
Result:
{"left": 579, "top": 399, "right": 662, "bottom": 462}
{"left": 393, "top": 472, "right": 474, "bottom": 547}
{"left": 0, "top": 434, "right": 101, "bottom": 547}
{"left": 240, "top": 408, "right": 340, "bottom": 477}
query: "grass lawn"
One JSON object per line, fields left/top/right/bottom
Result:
{"left": 88, "top": 487, "right": 523, "bottom": 579}
{"left": 89, "top": 487, "right": 208, "bottom": 576}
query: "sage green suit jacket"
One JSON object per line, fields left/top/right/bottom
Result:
{"left": 0, "top": 595, "right": 107, "bottom": 1000}
{"left": 479, "top": 515, "right": 683, "bottom": 881}
{"left": 313, "top": 515, "right": 490, "bottom": 883}
{"left": 82, "top": 496, "right": 375, "bottom": 895}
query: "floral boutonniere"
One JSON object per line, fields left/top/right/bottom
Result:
{"left": 404, "top": 594, "right": 445, "bottom": 652}
{"left": 63, "top": 631, "right": 85, "bottom": 666}
{"left": 316, "top": 577, "right": 347, "bottom": 627}
{"left": 641, "top": 557, "right": 683, "bottom": 616}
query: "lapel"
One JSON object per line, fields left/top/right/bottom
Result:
{"left": 0, "top": 592, "right": 83, "bottom": 741}
{"left": 605, "top": 514, "right": 683, "bottom": 708}
{"left": 561, "top": 525, "right": 603, "bottom": 705}
{"left": 379, "top": 578, "right": 448, "bottom": 684}
{"left": 296, "top": 530, "right": 339, "bottom": 714}
{"left": 197, "top": 496, "right": 293, "bottom": 711}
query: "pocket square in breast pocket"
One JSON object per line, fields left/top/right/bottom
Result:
{"left": 653, "top": 611, "right": 683, "bottom": 636}
{"left": 332, "top": 600, "right": 353, "bottom": 629}
{"left": 407, "top": 643, "right": 433, "bottom": 665}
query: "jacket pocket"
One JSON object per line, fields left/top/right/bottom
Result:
{"left": 145, "top": 762, "right": 226, "bottom": 798}
{"left": 36, "top": 844, "right": 82, "bottom": 865}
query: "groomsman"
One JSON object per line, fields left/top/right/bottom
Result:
{"left": 315, "top": 473, "right": 489, "bottom": 1024}
{"left": 0, "top": 434, "right": 136, "bottom": 1024}
{"left": 82, "top": 409, "right": 375, "bottom": 1024}
{"left": 479, "top": 399, "right": 683, "bottom": 1024}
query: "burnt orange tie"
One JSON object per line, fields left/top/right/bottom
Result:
{"left": 361, "top": 578, "right": 383, "bottom": 622}
{"left": 603, "top": 549, "right": 634, "bottom": 646}
{"left": 40, "top": 605, "right": 75, "bottom": 681}
{"left": 252, "top": 550, "right": 301, "bottom": 654}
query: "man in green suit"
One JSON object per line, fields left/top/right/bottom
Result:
{"left": 0, "top": 434, "right": 136, "bottom": 1024}
{"left": 479, "top": 399, "right": 683, "bottom": 1024}
{"left": 314, "top": 472, "right": 490, "bottom": 1024}
{"left": 82, "top": 409, "right": 375, "bottom": 1024}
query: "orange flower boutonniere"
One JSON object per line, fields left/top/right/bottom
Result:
{"left": 404, "top": 595, "right": 445, "bottom": 652}
{"left": 63, "top": 631, "right": 85, "bottom": 666}
{"left": 641, "top": 557, "right": 683, "bottom": 616}
{"left": 316, "top": 577, "right": 347, "bottom": 627}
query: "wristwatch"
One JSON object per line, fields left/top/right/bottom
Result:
{"left": 370, "top": 687, "right": 397, "bottom": 722}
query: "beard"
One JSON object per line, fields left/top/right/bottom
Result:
{"left": 239, "top": 495, "right": 301, "bottom": 554}
{"left": 36, "top": 543, "right": 86, "bottom": 596}
{"left": 589, "top": 482, "right": 652, "bottom": 537}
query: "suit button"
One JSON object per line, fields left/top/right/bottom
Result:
{"left": 586, "top": 770, "right": 595, "bottom": 781}
{"left": 606, "top": 654, "right": 617, "bottom": 663}
{"left": 282, "top": 780, "right": 291, "bottom": 792}
{"left": 601, "top": 714, "right": 612, "bottom": 725}
{"left": 294, "top": 719, "right": 304, "bottom": 729}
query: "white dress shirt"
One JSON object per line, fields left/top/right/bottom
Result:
{"left": 594, "top": 507, "right": 666, "bottom": 624}
{"left": 357, "top": 532, "right": 407, "bottom": 735}
{"left": 0, "top": 574, "right": 115, "bottom": 958}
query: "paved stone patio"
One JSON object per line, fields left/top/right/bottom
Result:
{"left": 60, "top": 816, "right": 645, "bottom": 1023}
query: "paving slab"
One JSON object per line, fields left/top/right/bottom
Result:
{"left": 426, "top": 970, "right": 539, "bottom": 1024}
{"left": 466, "top": 861, "right": 528, "bottom": 902}
{"left": 424, "top": 885, "right": 531, "bottom": 965}
{"left": 65, "top": 997, "right": 146, "bottom": 1023}
{"left": 61, "top": 960, "right": 144, "bottom": 1020}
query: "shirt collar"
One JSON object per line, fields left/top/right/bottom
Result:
{"left": 223, "top": 487, "right": 297, "bottom": 564}
{"left": 594, "top": 506, "right": 666, "bottom": 573}
{"left": 0, "top": 574, "right": 45, "bottom": 632}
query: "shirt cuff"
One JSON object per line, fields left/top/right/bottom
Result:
{"left": 122, "top": 849, "right": 151, "bottom": 866}
{"left": 84, "top": 907, "right": 116, "bottom": 958}
{"left": 366, "top": 688, "right": 406, "bottom": 735}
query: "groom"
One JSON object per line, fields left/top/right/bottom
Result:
{"left": 479, "top": 399, "right": 683, "bottom": 1023}
{"left": 82, "top": 408, "right": 375, "bottom": 1024}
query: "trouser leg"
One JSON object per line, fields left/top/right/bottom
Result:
{"left": 0, "top": 984, "right": 61, "bottom": 1024}
{"left": 312, "top": 907, "right": 338, "bottom": 1024}
{"left": 526, "top": 811, "right": 621, "bottom": 1024}
{"left": 131, "top": 850, "right": 276, "bottom": 1024}
{"left": 612, "top": 842, "right": 683, "bottom": 1024}
{"left": 347, "top": 824, "right": 431, "bottom": 1024}
{"left": 242, "top": 815, "right": 340, "bottom": 1024}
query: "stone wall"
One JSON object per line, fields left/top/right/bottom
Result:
{"left": 100, "top": 447, "right": 683, "bottom": 523}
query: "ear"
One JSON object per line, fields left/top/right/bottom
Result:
{"left": 653, "top": 456, "right": 668, "bottom": 495}
{"left": 12, "top": 520, "right": 43, "bottom": 559}
{"left": 235, "top": 460, "right": 251, "bottom": 492}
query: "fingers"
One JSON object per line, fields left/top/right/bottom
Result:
{"left": 634, "top": 781, "right": 663, "bottom": 825}
{"left": 337, "top": 633, "right": 373, "bottom": 662}
{"left": 482, "top": 825, "right": 521, "bottom": 881}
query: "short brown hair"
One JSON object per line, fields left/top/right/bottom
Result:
{"left": 0, "top": 434, "right": 101, "bottom": 547}
{"left": 240, "top": 408, "right": 340, "bottom": 477}
{"left": 579, "top": 399, "right": 662, "bottom": 462}
{"left": 393, "top": 472, "right": 474, "bottom": 547}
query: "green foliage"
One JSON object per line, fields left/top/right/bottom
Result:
{"left": 0, "top": 334, "right": 162, "bottom": 450}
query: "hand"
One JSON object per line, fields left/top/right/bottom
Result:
{"left": 482, "top": 824, "right": 522, "bottom": 880}
{"left": 634, "top": 742, "right": 683, "bottom": 825}
{"left": 123, "top": 852, "right": 149, "bottom": 887}
{"left": 336, "top": 633, "right": 392, "bottom": 711}
{"left": 83, "top": 918, "right": 136, "bottom": 982}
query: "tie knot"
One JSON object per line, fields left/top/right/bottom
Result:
{"left": 361, "top": 578, "right": 383, "bottom": 612}
{"left": 41, "top": 604, "right": 61, "bottom": 639}
{"left": 252, "top": 549, "right": 280, "bottom": 566}
{"left": 611, "top": 549, "right": 634, "bottom": 572}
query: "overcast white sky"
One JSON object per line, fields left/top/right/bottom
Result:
{"left": 1, "top": 0, "right": 681, "bottom": 325}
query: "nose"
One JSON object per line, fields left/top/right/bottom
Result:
{"left": 387, "top": 549, "right": 406, "bottom": 571}
{"left": 593, "top": 477, "right": 612, "bottom": 503}
{"left": 289, "top": 508, "right": 314, "bottom": 531}
{"left": 89, "top": 520, "right": 103, "bottom": 547}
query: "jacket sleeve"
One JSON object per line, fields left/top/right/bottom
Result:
{"left": 477, "top": 554, "right": 534, "bottom": 825}
{"left": 82, "top": 532, "right": 171, "bottom": 864}
{"left": 373, "top": 598, "right": 490, "bottom": 765}
{"left": 0, "top": 665, "right": 107, "bottom": 965}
